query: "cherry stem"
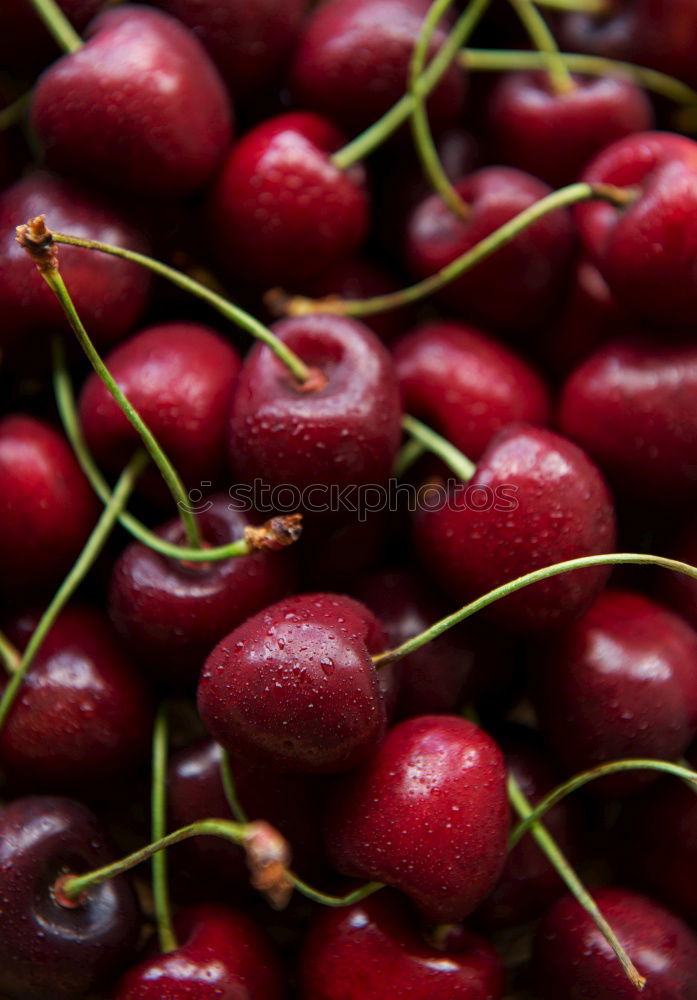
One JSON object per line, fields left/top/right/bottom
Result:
{"left": 48, "top": 229, "right": 312, "bottom": 385}
{"left": 0, "top": 92, "right": 31, "bottom": 132}
{"left": 509, "top": 758, "right": 697, "bottom": 849}
{"left": 0, "top": 450, "right": 147, "bottom": 730}
{"left": 0, "top": 632, "right": 20, "bottom": 675}
{"left": 507, "top": 0, "right": 575, "bottom": 94}
{"left": 461, "top": 48, "right": 697, "bottom": 109}
{"left": 290, "top": 876, "right": 384, "bottom": 908}
{"left": 372, "top": 552, "right": 697, "bottom": 667}
{"left": 219, "top": 749, "right": 248, "bottom": 823}
{"left": 394, "top": 438, "right": 427, "bottom": 477}
{"left": 28, "top": 0, "right": 83, "bottom": 53}
{"left": 402, "top": 415, "right": 476, "bottom": 482}
{"left": 278, "top": 182, "right": 630, "bottom": 319}
{"left": 408, "top": 0, "right": 489, "bottom": 219}
{"left": 508, "top": 774, "right": 646, "bottom": 991}
{"left": 151, "top": 703, "right": 177, "bottom": 954}
{"left": 534, "top": 0, "right": 608, "bottom": 9}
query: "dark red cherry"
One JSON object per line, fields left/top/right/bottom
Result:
{"left": 414, "top": 424, "right": 616, "bottom": 633}
{"left": 393, "top": 320, "right": 550, "bottom": 461}
{"left": 198, "top": 593, "right": 387, "bottom": 772}
{"left": 325, "top": 715, "right": 509, "bottom": 923}
{"left": 0, "top": 0, "right": 101, "bottom": 76}
{"left": 289, "top": 0, "right": 466, "bottom": 136}
{"left": 79, "top": 323, "right": 240, "bottom": 492}
{"left": 0, "top": 415, "right": 98, "bottom": 597}
{"left": 534, "top": 887, "right": 697, "bottom": 999}
{"left": 405, "top": 166, "right": 575, "bottom": 335}
{"left": 0, "top": 171, "right": 151, "bottom": 351}
{"left": 0, "top": 795, "right": 139, "bottom": 1000}
{"left": 533, "top": 589, "right": 697, "bottom": 796}
{"left": 228, "top": 315, "right": 402, "bottom": 494}
{"left": 576, "top": 131, "right": 697, "bottom": 329}
{"left": 209, "top": 111, "right": 368, "bottom": 287}
{"left": 31, "top": 6, "right": 232, "bottom": 197}
{"left": 300, "top": 891, "right": 505, "bottom": 999}
{"left": 559, "top": 335, "right": 697, "bottom": 505}
{"left": 116, "top": 903, "right": 283, "bottom": 999}
{"left": 150, "top": 0, "right": 307, "bottom": 97}
{"left": 487, "top": 72, "right": 653, "bottom": 189}
{"left": 109, "top": 496, "right": 296, "bottom": 688}
{"left": 0, "top": 604, "right": 152, "bottom": 794}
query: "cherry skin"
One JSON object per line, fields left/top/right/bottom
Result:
{"left": 117, "top": 903, "right": 283, "bottom": 999}
{"left": 0, "top": 604, "right": 153, "bottom": 795}
{"left": 228, "top": 315, "right": 402, "bottom": 495}
{"left": 533, "top": 589, "right": 697, "bottom": 796}
{"left": 299, "top": 891, "right": 505, "bottom": 1000}
{"left": 414, "top": 423, "right": 616, "bottom": 633}
{"left": 31, "top": 6, "right": 232, "bottom": 197}
{"left": 0, "top": 414, "right": 98, "bottom": 597}
{"left": 109, "top": 496, "right": 296, "bottom": 688}
{"left": 198, "top": 593, "right": 387, "bottom": 773}
{"left": 325, "top": 715, "right": 509, "bottom": 923}
{"left": 487, "top": 72, "right": 653, "bottom": 189}
{"left": 289, "top": 0, "right": 466, "bottom": 136}
{"left": 405, "top": 166, "right": 576, "bottom": 335}
{"left": 559, "top": 335, "right": 697, "bottom": 505}
{"left": 209, "top": 111, "right": 368, "bottom": 287}
{"left": 79, "top": 322, "right": 240, "bottom": 493}
{"left": 0, "top": 171, "right": 151, "bottom": 351}
{"left": 575, "top": 131, "right": 697, "bottom": 330}
{"left": 0, "top": 795, "right": 139, "bottom": 1000}
{"left": 534, "top": 887, "right": 697, "bottom": 999}
{"left": 393, "top": 320, "right": 551, "bottom": 461}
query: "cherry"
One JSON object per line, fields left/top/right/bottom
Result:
{"left": 31, "top": 6, "right": 233, "bottom": 197}
{"left": 559, "top": 335, "right": 697, "bottom": 505}
{"left": 197, "top": 593, "right": 387, "bottom": 773}
{"left": 228, "top": 315, "right": 402, "bottom": 495}
{"left": 0, "top": 0, "right": 101, "bottom": 77}
{"left": 393, "top": 320, "right": 550, "bottom": 461}
{"left": 576, "top": 131, "right": 697, "bottom": 330}
{"left": 487, "top": 72, "right": 653, "bottom": 189}
{"left": 117, "top": 903, "right": 283, "bottom": 999}
{"left": 405, "top": 166, "right": 576, "bottom": 335}
{"left": 109, "top": 496, "right": 296, "bottom": 688}
{"left": 289, "top": 0, "right": 466, "bottom": 137}
{"left": 0, "top": 604, "right": 152, "bottom": 794}
{"left": 209, "top": 111, "right": 368, "bottom": 288}
{"left": 414, "top": 424, "right": 616, "bottom": 633}
{"left": 150, "top": 0, "right": 307, "bottom": 98}
{"left": 533, "top": 589, "right": 697, "bottom": 796}
{"left": 0, "top": 414, "right": 98, "bottom": 597}
{"left": 78, "top": 322, "right": 240, "bottom": 494}
{"left": 325, "top": 715, "right": 509, "bottom": 923}
{"left": 534, "top": 887, "right": 697, "bottom": 999}
{"left": 0, "top": 795, "right": 139, "bottom": 1000}
{"left": 299, "top": 891, "right": 505, "bottom": 999}
{"left": 0, "top": 171, "right": 151, "bottom": 351}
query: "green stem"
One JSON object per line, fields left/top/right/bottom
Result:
{"left": 509, "top": 758, "right": 697, "bottom": 849}
{"left": 28, "top": 0, "right": 83, "bottom": 53}
{"left": 534, "top": 0, "right": 608, "bottom": 10}
{"left": 508, "top": 775, "right": 645, "bottom": 991}
{"left": 394, "top": 438, "right": 427, "bottom": 478}
{"left": 373, "top": 552, "right": 697, "bottom": 667}
{"left": 0, "top": 632, "right": 20, "bottom": 674}
{"left": 220, "top": 749, "right": 248, "bottom": 824}
{"left": 151, "top": 704, "right": 177, "bottom": 954}
{"left": 402, "top": 415, "right": 476, "bottom": 482}
{"left": 0, "top": 92, "right": 31, "bottom": 132}
{"left": 0, "top": 451, "right": 147, "bottom": 730}
{"left": 291, "top": 875, "right": 384, "bottom": 908}
{"left": 408, "top": 0, "right": 489, "bottom": 217}
{"left": 49, "top": 231, "right": 311, "bottom": 384}
{"left": 507, "top": 0, "right": 575, "bottom": 93}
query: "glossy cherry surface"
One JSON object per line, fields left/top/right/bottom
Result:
{"left": 325, "top": 715, "right": 509, "bottom": 923}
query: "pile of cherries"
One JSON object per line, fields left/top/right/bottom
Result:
{"left": 3, "top": 0, "right": 697, "bottom": 997}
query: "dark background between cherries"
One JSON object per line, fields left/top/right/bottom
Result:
{"left": 2, "top": 0, "right": 697, "bottom": 998}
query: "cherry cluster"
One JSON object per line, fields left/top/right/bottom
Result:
{"left": 2, "top": 0, "right": 697, "bottom": 997}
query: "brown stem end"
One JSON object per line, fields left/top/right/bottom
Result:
{"left": 244, "top": 514, "right": 303, "bottom": 552}
{"left": 243, "top": 820, "right": 293, "bottom": 910}
{"left": 16, "top": 215, "right": 58, "bottom": 274}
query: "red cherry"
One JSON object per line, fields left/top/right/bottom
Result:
{"left": 197, "top": 593, "right": 387, "bottom": 773}
{"left": 209, "top": 111, "right": 368, "bottom": 287}
{"left": 300, "top": 891, "right": 505, "bottom": 999}
{"left": 31, "top": 6, "right": 233, "bottom": 197}
{"left": 325, "top": 715, "right": 509, "bottom": 923}
{"left": 414, "top": 424, "right": 616, "bottom": 633}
